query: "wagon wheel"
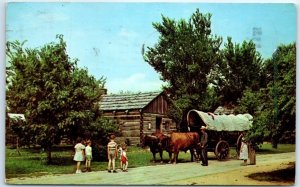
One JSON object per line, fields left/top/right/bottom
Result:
{"left": 214, "top": 140, "right": 230, "bottom": 160}
{"left": 236, "top": 134, "right": 244, "bottom": 158}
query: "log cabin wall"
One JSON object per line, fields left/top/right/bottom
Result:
{"left": 101, "top": 110, "right": 141, "bottom": 146}
{"left": 142, "top": 113, "right": 176, "bottom": 136}
{"left": 142, "top": 94, "right": 176, "bottom": 136}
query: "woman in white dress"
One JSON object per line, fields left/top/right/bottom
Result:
{"left": 73, "top": 137, "right": 86, "bottom": 173}
{"left": 239, "top": 137, "right": 248, "bottom": 166}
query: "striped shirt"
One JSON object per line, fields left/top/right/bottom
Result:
{"left": 107, "top": 141, "right": 117, "bottom": 151}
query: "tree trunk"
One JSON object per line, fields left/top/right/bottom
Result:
{"left": 248, "top": 143, "right": 256, "bottom": 165}
{"left": 271, "top": 142, "right": 278, "bottom": 149}
{"left": 46, "top": 146, "right": 52, "bottom": 164}
{"left": 16, "top": 137, "right": 21, "bottom": 156}
{"left": 271, "top": 134, "right": 279, "bottom": 149}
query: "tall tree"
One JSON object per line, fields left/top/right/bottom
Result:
{"left": 216, "top": 37, "right": 263, "bottom": 105}
{"left": 236, "top": 43, "right": 296, "bottom": 148}
{"left": 6, "top": 35, "right": 110, "bottom": 163}
{"left": 144, "top": 9, "right": 222, "bottom": 128}
{"left": 263, "top": 43, "right": 296, "bottom": 147}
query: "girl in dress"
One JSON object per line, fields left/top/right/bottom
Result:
{"left": 121, "top": 145, "right": 128, "bottom": 172}
{"left": 73, "top": 137, "right": 86, "bottom": 173}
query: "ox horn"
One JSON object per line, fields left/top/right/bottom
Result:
{"left": 149, "top": 135, "right": 158, "bottom": 139}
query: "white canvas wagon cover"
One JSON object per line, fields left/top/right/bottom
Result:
{"left": 187, "top": 109, "right": 253, "bottom": 131}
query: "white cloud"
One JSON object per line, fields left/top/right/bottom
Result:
{"left": 118, "top": 27, "right": 138, "bottom": 39}
{"left": 20, "top": 11, "right": 69, "bottom": 27}
{"left": 36, "top": 11, "right": 69, "bottom": 23}
{"left": 107, "top": 73, "right": 166, "bottom": 94}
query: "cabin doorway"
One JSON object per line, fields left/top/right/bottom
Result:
{"left": 156, "top": 117, "right": 162, "bottom": 132}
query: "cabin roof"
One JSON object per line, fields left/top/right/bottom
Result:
{"left": 99, "top": 91, "right": 163, "bottom": 111}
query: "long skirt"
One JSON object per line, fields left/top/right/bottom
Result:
{"left": 239, "top": 143, "right": 248, "bottom": 160}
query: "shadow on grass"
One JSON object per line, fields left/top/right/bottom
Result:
{"left": 14, "top": 145, "right": 74, "bottom": 154}
{"left": 48, "top": 157, "right": 74, "bottom": 166}
{"left": 24, "top": 155, "right": 74, "bottom": 166}
{"left": 247, "top": 162, "right": 295, "bottom": 182}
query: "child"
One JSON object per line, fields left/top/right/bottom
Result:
{"left": 107, "top": 134, "right": 118, "bottom": 173}
{"left": 239, "top": 137, "right": 248, "bottom": 166}
{"left": 85, "top": 140, "right": 92, "bottom": 172}
{"left": 73, "top": 137, "right": 86, "bottom": 174}
{"left": 117, "top": 145, "right": 123, "bottom": 170}
{"left": 121, "top": 145, "right": 128, "bottom": 172}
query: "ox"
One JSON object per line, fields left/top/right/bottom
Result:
{"left": 169, "top": 132, "right": 200, "bottom": 164}
{"left": 143, "top": 132, "right": 171, "bottom": 163}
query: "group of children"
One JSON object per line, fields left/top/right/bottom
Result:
{"left": 74, "top": 133, "right": 252, "bottom": 174}
{"left": 73, "top": 134, "right": 128, "bottom": 174}
{"left": 73, "top": 137, "right": 93, "bottom": 174}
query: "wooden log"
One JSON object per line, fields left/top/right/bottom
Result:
{"left": 102, "top": 110, "right": 140, "bottom": 115}
{"left": 122, "top": 130, "right": 140, "bottom": 137}
{"left": 121, "top": 125, "right": 140, "bottom": 131}
{"left": 115, "top": 137, "right": 140, "bottom": 146}
{"left": 143, "top": 113, "right": 165, "bottom": 118}
{"left": 143, "top": 129, "right": 156, "bottom": 134}
{"left": 142, "top": 116, "right": 155, "bottom": 121}
{"left": 122, "top": 121, "right": 140, "bottom": 127}
{"left": 102, "top": 114, "right": 141, "bottom": 119}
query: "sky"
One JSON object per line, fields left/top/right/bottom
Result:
{"left": 6, "top": 2, "right": 296, "bottom": 94}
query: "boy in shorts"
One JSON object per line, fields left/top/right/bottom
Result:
{"left": 85, "top": 140, "right": 92, "bottom": 172}
{"left": 107, "top": 134, "right": 118, "bottom": 173}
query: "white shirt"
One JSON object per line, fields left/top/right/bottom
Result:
{"left": 85, "top": 145, "right": 92, "bottom": 156}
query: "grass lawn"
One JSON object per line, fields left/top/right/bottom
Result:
{"left": 5, "top": 143, "right": 295, "bottom": 179}
{"left": 256, "top": 143, "right": 296, "bottom": 154}
{"left": 5, "top": 145, "right": 191, "bottom": 179}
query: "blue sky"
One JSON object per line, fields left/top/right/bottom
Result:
{"left": 6, "top": 3, "right": 296, "bottom": 94}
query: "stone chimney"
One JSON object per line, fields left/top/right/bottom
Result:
{"left": 100, "top": 88, "right": 107, "bottom": 95}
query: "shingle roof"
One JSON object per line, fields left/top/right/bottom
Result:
{"left": 99, "top": 91, "right": 162, "bottom": 111}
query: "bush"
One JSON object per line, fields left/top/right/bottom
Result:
{"left": 91, "top": 144, "right": 107, "bottom": 162}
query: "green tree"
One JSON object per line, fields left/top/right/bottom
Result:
{"left": 6, "top": 35, "right": 115, "bottom": 163}
{"left": 264, "top": 43, "right": 296, "bottom": 147}
{"left": 236, "top": 88, "right": 271, "bottom": 146}
{"left": 144, "top": 9, "right": 222, "bottom": 129}
{"left": 217, "top": 37, "right": 263, "bottom": 104}
{"left": 236, "top": 43, "right": 296, "bottom": 148}
{"left": 236, "top": 88, "right": 262, "bottom": 116}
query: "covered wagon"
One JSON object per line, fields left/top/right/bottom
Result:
{"left": 187, "top": 109, "right": 253, "bottom": 160}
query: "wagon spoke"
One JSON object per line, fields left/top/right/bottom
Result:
{"left": 215, "top": 140, "right": 230, "bottom": 160}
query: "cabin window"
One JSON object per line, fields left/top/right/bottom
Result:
{"left": 148, "top": 123, "right": 152, "bottom": 130}
{"left": 164, "top": 121, "right": 170, "bottom": 131}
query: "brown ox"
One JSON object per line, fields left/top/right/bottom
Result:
{"left": 169, "top": 132, "right": 200, "bottom": 164}
{"left": 143, "top": 132, "right": 171, "bottom": 163}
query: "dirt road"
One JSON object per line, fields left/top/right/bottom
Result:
{"left": 6, "top": 152, "right": 295, "bottom": 185}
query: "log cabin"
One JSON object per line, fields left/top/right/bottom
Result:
{"left": 99, "top": 91, "right": 176, "bottom": 146}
